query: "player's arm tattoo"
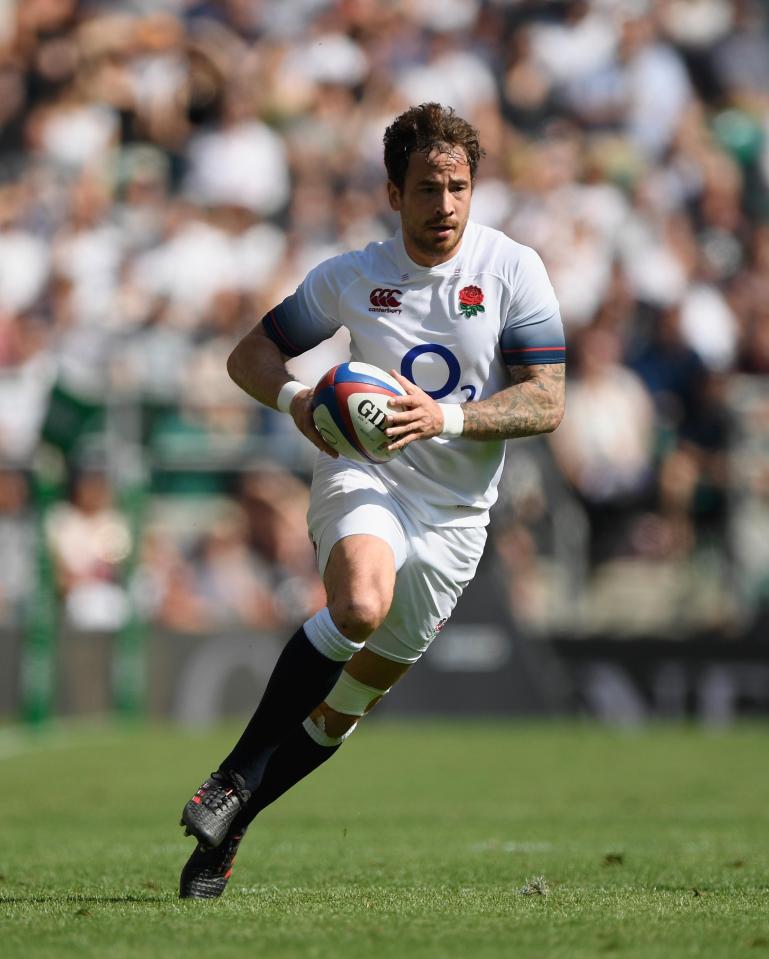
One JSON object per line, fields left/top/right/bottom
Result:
{"left": 462, "top": 363, "right": 565, "bottom": 440}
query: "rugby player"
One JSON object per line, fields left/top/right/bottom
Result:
{"left": 178, "top": 102, "right": 566, "bottom": 898}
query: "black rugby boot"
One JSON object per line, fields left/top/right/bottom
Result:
{"left": 180, "top": 770, "right": 250, "bottom": 849}
{"left": 179, "top": 828, "right": 246, "bottom": 899}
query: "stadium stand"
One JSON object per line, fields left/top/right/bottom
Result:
{"left": 1, "top": 0, "right": 768, "bottom": 721}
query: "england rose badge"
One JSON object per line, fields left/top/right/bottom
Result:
{"left": 458, "top": 285, "right": 484, "bottom": 318}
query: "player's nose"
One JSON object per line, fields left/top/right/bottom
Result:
{"left": 436, "top": 188, "right": 454, "bottom": 216}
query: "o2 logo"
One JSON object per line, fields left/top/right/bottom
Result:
{"left": 400, "top": 344, "right": 476, "bottom": 401}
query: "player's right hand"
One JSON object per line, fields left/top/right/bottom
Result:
{"left": 290, "top": 389, "right": 339, "bottom": 458}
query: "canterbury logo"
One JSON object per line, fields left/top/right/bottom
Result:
{"left": 369, "top": 288, "right": 402, "bottom": 308}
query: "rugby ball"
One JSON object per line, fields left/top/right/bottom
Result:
{"left": 311, "top": 362, "right": 406, "bottom": 464}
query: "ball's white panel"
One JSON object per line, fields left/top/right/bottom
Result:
{"left": 345, "top": 390, "right": 400, "bottom": 463}
{"left": 312, "top": 402, "right": 363, "bottom": 462}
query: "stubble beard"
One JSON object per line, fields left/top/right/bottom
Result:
{"left": 407, "top": 217, "right": 467, "bottom": 264}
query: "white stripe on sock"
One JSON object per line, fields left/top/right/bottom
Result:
{"left": 302, "top": 715, "right": 357, "bottom": 748}
{"left": 303, "top": 607, "right": 364, "bottom": 662}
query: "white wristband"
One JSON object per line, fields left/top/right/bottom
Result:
{"left": 439, "top": 403, "right": 464, "bottom": 438}
{"left": 276, "top": 380, "right": 308, "bottom": 413}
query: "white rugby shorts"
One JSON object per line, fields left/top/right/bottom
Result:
{"left": 307, "top": 457, "right": 487, "bottom": 664}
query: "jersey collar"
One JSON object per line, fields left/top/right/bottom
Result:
{"left": 393, "top": 223, "right": 470, "bottom": 280}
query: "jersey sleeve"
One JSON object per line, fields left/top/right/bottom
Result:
{"left": 262, "top": 259, "right": 342, "bottom": 358}
{"left": 500, "top": 245, "right": 565, "bottom": 366}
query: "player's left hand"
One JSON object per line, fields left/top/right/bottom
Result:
{"left": 385, "top": 370, "right": 444, "bottom": 450}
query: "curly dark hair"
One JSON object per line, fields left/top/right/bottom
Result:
{"left": 383, "top": 103, "right": 484, "bottom": 190}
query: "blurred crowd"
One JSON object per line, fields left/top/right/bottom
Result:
{"left": 1, "top": 0, "right": 769, "bottom": 637}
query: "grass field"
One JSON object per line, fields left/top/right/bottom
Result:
{"left": 1, "top": 719, "right": 768, "bottom": 959}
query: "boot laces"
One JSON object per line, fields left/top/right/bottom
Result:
{"left": 209, "top": 770, "right": 250, "bottom": 809}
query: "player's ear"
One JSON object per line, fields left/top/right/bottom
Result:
{"left": 387, "top": 180, "right": 402, "bottom": 212}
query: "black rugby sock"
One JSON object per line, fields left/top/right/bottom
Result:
{"left": 231, "top": 724, "right": 341, "bottom": 831}
{"left": 220, "top": 626, "right": 346, "bottom": 792}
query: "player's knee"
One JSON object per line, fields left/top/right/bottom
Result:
{"left": 329, "top": 591, "right": 390, "bottom": 641}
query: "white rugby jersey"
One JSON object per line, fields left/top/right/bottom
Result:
{"left": 263, "top": 220, "right": 565, "bottom": 527}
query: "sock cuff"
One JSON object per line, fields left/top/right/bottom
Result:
{"left": 303, "top": 607, "right": 364, "bottom": 662}
{"left": 302, "top": 715, "right": 357, "bottom": 748}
